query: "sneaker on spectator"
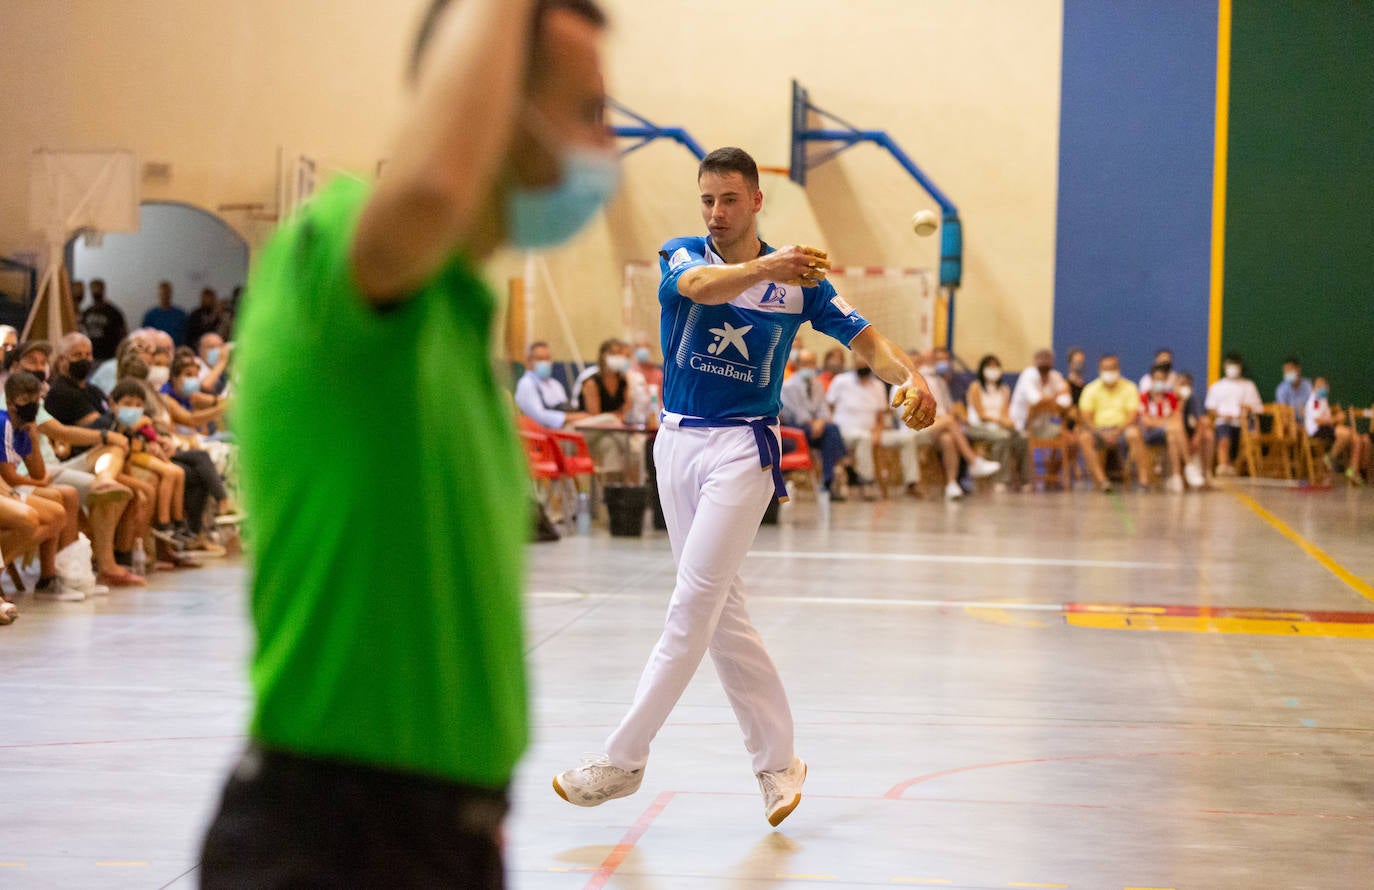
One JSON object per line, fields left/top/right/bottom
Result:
{"left": 1184, "top": 462, "right": 1205, "bottom": 489}
{"left": 1165, "top": 475, "right": 1185, "bottom": 494}
{"left": 757, "top": 756, "right": 807, "bottom": 827}
{"left": 214, "top": 512, "right": 245, "bottom": 526}
{"left": 553, "top": 755, "right": 643, "bottom": 807}
{"left": 969, "top": 457, "right": 1001, "bottom": 479}
{"left": 90, "top": 584, "right": 110, "bottom": 597}
{"left": 35, "top": 578, "right": 86, "bottom": 602}
{"left": 151, "top": 524, "right": 183, "bottom": 548}
{"left": 0, "top": 600, "right": 18, "bottom": 624}
{"left": 944, "top": 481, "right": 964, "bottom": 500}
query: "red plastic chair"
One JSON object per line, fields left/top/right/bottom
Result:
{"left": 520, "top": 431, "right": 563, "bottom": 481}
{"left": 778, "top": 426, "right": 819, "bottom": 497}
{"left": 518, "top": 415, "right": 598, "bottom": 516}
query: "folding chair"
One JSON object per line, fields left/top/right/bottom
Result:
{"left": 778, "top": 427, "right": 820, "bottom": 499}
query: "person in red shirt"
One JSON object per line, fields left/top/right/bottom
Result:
{"left": 1140, "top": 362, "right": 1188, "bottom": 492}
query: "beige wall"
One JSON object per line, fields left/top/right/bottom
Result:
{"left": 0, "top": 0, "right": 1062, "bottom": 365}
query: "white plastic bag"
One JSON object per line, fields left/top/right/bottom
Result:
{"left": 55, "top": 534, "right": 96, "bottom": 595}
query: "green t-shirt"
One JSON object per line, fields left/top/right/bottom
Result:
{"left": 234, "top": 178, "right": 528, "bottom": 788}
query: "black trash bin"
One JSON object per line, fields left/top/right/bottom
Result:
{"left": 604, "top": 485, "right": 648, "bottom": 537}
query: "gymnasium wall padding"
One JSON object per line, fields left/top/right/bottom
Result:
{"left": 1221, "top": 3, "right": 1374, "bottom": 407}
{"left": 1053, "top": 0, "right": 1218, "bottom": 381}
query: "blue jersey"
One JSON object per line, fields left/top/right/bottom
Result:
{"left": 657, "top": 237, "right": 870, "bottom": 418}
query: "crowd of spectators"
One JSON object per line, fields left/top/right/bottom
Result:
{"left": 516, "top": 336, "right": 1372, "bottom": 508}
{"left": 0, "top": 279, "right": 240, "bottom": 626}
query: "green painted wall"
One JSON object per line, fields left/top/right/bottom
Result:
{"left": 1223, "top": 2, "right": 1374, "bottom": 408}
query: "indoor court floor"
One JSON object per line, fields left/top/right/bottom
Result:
{"left": 2, "top": 483, "right": 1372, "bottom": 889}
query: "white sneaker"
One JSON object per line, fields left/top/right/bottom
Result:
{"left": 35, "top": 580, "right": 86, "bottom": 602}
{"left": 944, "top": 481, "right": 964, "bottom": 500}
{"left": 1166, "top": 475, "right": 1185, "bottom": 494}
{"left": 0, "top": 600, "right": 17, "bottom": 624}
{"left": 553, "top": 754, "right": 644, "bottom": 807}
{"left": 757, "top": 757, "right": 807, "bottom": 827}
{"left": 1184, "top": 461, "right": 1205, "bottom": 488}
{"left": 969, "top": 457, "right": 1001, "bottom": 479}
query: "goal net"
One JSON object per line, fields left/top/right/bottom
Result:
{"left": 622, "top": 261, "right": 935, "bottom": 359}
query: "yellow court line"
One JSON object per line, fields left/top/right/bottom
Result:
{"left": 1232, "top": 492, "right": 1374, "bottom": 603}
{"left": 1208, "top": 0, "right": 1232, "bottom": 383}
{"left": 0, "top": 862, "right": 28, "bottom": 866}
{"left": 1067, "top": 613, "right": 1374, "bottom": 638}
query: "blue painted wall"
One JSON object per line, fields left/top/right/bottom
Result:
{"left": 1053, "top": 1, "right": 1217, "bottom": 382}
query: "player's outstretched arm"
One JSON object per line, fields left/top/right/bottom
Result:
{"left": 352, "top": 0, "right": 537, "bottom": 304}
{"left": 850, "top": 326, "right": 937, "bottom": 431}
{"left": 677, "top": 245, "right": 830, "bottom": 305}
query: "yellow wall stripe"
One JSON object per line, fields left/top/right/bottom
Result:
{"left": 1208, "top": 0, "right": 1232, "bottom": 383}
{"left": 1232, "top": 492, "right": 1374, "bottom": 603}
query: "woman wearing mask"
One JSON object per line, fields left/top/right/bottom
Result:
{"left": 581, "top": 339, "right": 637, "bottom": 480}
{"left": 966, "top": 354, "right": 1032, "bottom": 491}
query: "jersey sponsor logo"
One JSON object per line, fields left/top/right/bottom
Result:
{"left": 689, "top": 355, "right": 756, "bottom": 383}
{"left": 760, "top": 282, "right": 787, "bottom": 308}
{"left": 831, "top": 295, "right": 857, "bottom": 316}
{"left": 707, "top": 321, "right": 752, "bottom": 361}
{"left": 668, "top": 247, "right": 694, "bottom": 270}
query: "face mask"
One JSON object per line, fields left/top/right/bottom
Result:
{"left": 1179, "top": 386, "right": 1193, "bottom": 401}
{"left": 180, "top": 376, "right": 202, "bottom": 396}
{"left": 983, "top": 368, "right": 1002, "bottom": 384}
{"left": 148, "top": 366, "right": 170, "bottom": 387}
{"left": 1283, "top": 371, "right": 1298, "bottom": 384}
{"left": 604, "top": 356, "right": 630, "bottom": 374}
{"left": 67, "top": 358, "right": 92, "bottom": 380}
{"left": 12, "top": 402, "right": 38, "bottom": 424}
{"left": 1224, "top": 364, "right": 1241, "bottom": 379}
{"left": 206, "top": 347, "right": 221, "bottom": 366}
{"left": 2, "top": 344, "right": 14, "bottom": 355}
{"left": 934, "top": 361, "right": 950, "bottom": 375}
{"left": 918, "top": 364, "right": 936, "bottom": 377}
{"left": 506, "top": 110, "right": 620, "bottom": 250}
{"left": 788, "top": 349, "right": 800, "bottom": 365}
{"left": 1100, "top": 370, "right": 1120, "bottom": 385}
{"left": 1315, "top": 386, "right": 1329, "bottom": 400}
{"left": 635, "top": 347, "right": 652, "bottom": 365}
{"left": 855, "top": 367, "right": 873, "bottom": 379}
{"left": 117, "top": 406, "right": 143, "bottom": 427}
{"left": 797, "top": 367, "right": 817, "bottom": 382}
{"left": 1151, "top": 380, "right": 1169, "bottom": 394}
{"left": 533, "top": 361, "right": 554, "bottom": 380}
{"left": 26, "top": 367, "right": 47, "bottom": 384}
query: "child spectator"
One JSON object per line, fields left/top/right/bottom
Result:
{"left": 1305, "top": 377, "right": 1365, "bottom": 485}
{"left": 1204, "top": 352, "right": 1263, "bottom": 476}
{"left": 1140, "top": 363, "right": 1188, "bottom": 492}
{"left": 1176, "top": 372, "right": 1213, "bottom": 488}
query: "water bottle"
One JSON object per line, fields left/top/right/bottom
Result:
{"left": 132, "top": 539, "right": 147, "bottom": 577}
{"left": 576, "top": 491, "right": 592, "bottom": 535}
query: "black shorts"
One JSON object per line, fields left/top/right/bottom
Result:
{"left": 1312, "top": 425, "right": 1336, "bottom": 444}
{"left": 200, "top": 745, "right": 509, "bottom": 889}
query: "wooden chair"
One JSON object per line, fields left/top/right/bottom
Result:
{"left": 872, "top": 441, "right": 905, "bottom": 499}
{"left": 1239, "top": 404, "right": 1295, "bottom": 479}
{"left": 1027, "top": 435, "right": 1068, "bottom": 489}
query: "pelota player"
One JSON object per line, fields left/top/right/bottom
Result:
{"left": 554, "top": 146, "right": 937, "bottom": 826}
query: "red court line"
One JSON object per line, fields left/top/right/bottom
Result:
{"left": 884, "top": 750, "right": 1374, "bottom": 800}
{"left": 582, "top": 791, "right": 675, "bottom": 890}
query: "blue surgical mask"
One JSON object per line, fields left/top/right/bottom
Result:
{"left": 1315, "top": 386, "right": 1329, "bottom": 400}
{"left": 935, "top": 361, "right": 950, "bottom": 375}
{"left": 117, "top": 406, "right": 143, "bottom": 427}
{"left": 797, "top": 368, "right": 817, "bottom": 382}
{"left": 1283, "top": 371, "right": 1298, "bottom": 385}
{"left": 505, "top": 115, "right": 620, "bottom": 250}
{"left": 635, "top": 347, "right": 652, "bottom": 365}
{"left": 180, "top": 376, "right": 201, "bottom": 396}
{"left": 533, "top": 360, "right": 554, "bottom": 380}
{"left": 206, "top": 347, "right": 221, "bottom": 367}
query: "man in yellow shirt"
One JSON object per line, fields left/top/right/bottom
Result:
{"left": 1077, "top": 354, "right": 1149, "bottom": 492}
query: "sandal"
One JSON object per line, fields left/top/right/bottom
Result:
{"left": 97, "top": 568, "right": 146, "bottom": 587}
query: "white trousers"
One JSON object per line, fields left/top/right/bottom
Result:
{"left": 838, "top": 426, "right": 921, "bottom": 483}
{"left": 604, "top": 422, "right": 795, "bottom": 774}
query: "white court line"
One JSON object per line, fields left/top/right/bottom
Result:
{"left": 528, "top": 592, "right": 1065, "bottom": 612}
{"left": 748, "top": 550, "right": 1174, "bottom": 570}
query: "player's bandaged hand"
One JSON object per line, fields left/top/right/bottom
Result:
{"left": 772, "top": 245, "right": 831, "bottom": 287}
{"left": 892, "top": 384, "right": 937, "bottom": 431}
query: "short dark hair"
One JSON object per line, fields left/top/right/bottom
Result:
{"left": 110, "top": 380, "right": 146, "bottom": 404}
{"left": 4, "top": 371, "right": 41, "bottom": 404}
{"left": 699, "top": 147, "right": 760, "bottom": 191}
{"left": 1151, "top": 362, "right": 1171, "bottom": 377}
{"left": 1224, "top": 351, "right": 1244, "bottom": 365}
{"left": 528, "top": 340, "right": 550, "bottom": 356}
{"left": 1099, "top": 353, "right": 1120, "bottom": 364}
{"left": 1283, "top": 355, "right": 1301, "bottom": 367}
{"left": 410, "top": 0, "right": 607, "bottom": 84}
{"left": 172, "top": 355, "right": 200, "bottom": 378}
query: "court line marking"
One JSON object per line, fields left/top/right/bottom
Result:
{"left": 1231, "top": 491, "right": 1374, "bottom": 603}
{"left": 1066, "top": 613, "right": 1374, "bottom": 638}
{"left": 583, "top": 790, "right": 674, "bottom": 890}
{"left": 749, "top": 551, "right": 1173, "bottom": 570}
{"left": 532, "top": 591, "right": 1066, "bottom": 612}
